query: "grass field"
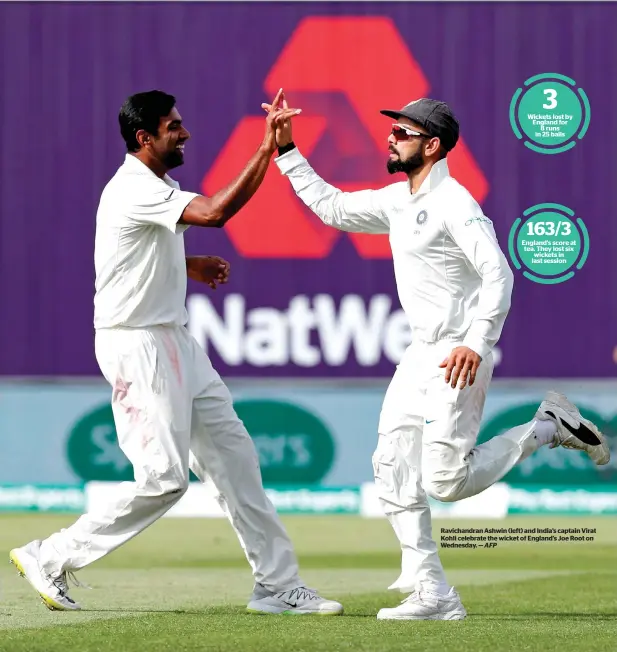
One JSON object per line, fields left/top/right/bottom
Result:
{"left": 0, "top": 514, "right": 615, "bottom": 651}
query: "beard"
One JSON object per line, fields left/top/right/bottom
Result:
{"left": 386, "top": 149, "right": 424, "bottom": 175}
{"left": 163, "top": 149, "right": 185, "bottom": 169}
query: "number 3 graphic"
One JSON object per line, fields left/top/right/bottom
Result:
{"left": 543, "top": 88, "right": 558, "bottom": 109}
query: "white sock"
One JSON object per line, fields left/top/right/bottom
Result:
{"left": 534, "top": 419, "right": 557, "bottom": 446}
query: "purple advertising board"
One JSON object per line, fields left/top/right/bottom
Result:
{"left": 0, "top": 2, "right": 616, "bottom": 379}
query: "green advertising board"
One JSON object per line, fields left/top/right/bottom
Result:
{"left": 2, "top": 381, "right": 615, "bottom": 492}
{"left": 67, "top": 399, "right": 336, "bottom": 485}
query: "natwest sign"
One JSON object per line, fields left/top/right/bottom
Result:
{"left": 202, "top": 16, "right": 489, "bottom": 259}
{"left": 187, "top": 293, "right": 411, "bottom": 368}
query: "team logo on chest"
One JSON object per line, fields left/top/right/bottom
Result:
{"left": 416, "top": 210, "right": 428, "bottom": 225}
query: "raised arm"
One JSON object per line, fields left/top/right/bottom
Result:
{"left": 180, "top": 89, "right": 302, "bottom": 228}
{"left": 265, "top": 94, "right": 390, "bottom": 235}
{"left": 275, "top": 148, "right": 390, "bottom": 234}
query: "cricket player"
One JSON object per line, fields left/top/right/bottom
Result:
{"left": 265, "top": 95, "right": 610, "bottom": 620}
{"left": 9, "top": 89, "right": 343, "bottom": 617}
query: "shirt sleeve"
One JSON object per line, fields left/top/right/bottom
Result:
{"left": 124, "top": 176, "right": 199, "bottom": 234}
{"left": 275, "top": 148, "right": 390, "bottom": 234}
{"left": 443, "top": 197, "right": 514, "bottom": 360}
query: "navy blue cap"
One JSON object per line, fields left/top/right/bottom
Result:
{"left": 380, "top": 98, "right": 459, "bottom": 151}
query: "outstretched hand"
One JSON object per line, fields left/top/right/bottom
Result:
{"left": 262, "top": 89, "right": 298, "bottom": 149}
{"left": 186, "top": 256, "right": 230, "bottom": 290}
{"left": 262, "top": 88, "right": 301, "bottom": 153}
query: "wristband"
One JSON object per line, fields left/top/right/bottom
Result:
{"left": 277, "top": 142, "right": 296, "bottom": 157}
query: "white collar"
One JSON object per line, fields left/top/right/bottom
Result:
{"left": 123, "top": 153, "right": 174, "bottom": 184}
{"left": 411, "top": 158, "right": 450, "bottom": 196}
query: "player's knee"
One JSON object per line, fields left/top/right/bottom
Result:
{"left": 142, "top": 465, "right": 190, "bottom": 499}
{"left": 424, "top": 480, "right": 458, "bottom": 503}
{"left": 372, "top": 434, "right": 395, "bottom": 482}
{"left": 422, "top": 468, "right": 466, "bottom": 503}
{"left": 160, "top": 481, "right": 189, "bottom": 505}
{"left": 372, "top": 434, "right": 423, "bottom": 508}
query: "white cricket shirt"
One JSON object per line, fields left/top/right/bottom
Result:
{"left": 93, "top": 154, "right": 198, "bottom": 329}
{"left": 275, "top": 149, "right": 514, "bottom": 360}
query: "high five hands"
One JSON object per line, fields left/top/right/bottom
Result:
{"left": 262, "top": 89, "right": 297, "bottom": 150}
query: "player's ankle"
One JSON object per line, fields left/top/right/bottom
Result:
{"left": 534, "top": 419, "right": 557, "bottom": 447}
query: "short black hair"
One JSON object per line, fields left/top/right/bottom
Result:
{"left": 119, "top": 90, "right": 176, "bottom": 152}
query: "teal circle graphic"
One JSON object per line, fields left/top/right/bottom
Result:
{"left": 509, "top": 73, "right": 590, "bottom": 154}
{"left": 508, "top": 203, "right": 590, "bottom": 284}
{"left": 518, "top": 82, "right": 581, "bottom": 145}
{"left": 516, "top": 213, "right": 581, "bottom": 276}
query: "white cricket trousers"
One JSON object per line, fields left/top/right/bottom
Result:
{"left": 38, "top": 325, "right": 301, "bottom": 592}
{"left": 373, "top": 339, "right": 541, "bottom": 593}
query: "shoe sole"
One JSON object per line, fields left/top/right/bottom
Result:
{"left": 575, "top": 416, "right": 610, "bottom": 465}
{"left": 246, "top": 607, "right": 343, "bottom": 616}
{"left": 9, "top": 550, "right": 77, "bottom": 612}
{"left": 377, "top": 611, "right": 466, "bottom": 621}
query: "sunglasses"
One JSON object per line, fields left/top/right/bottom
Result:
{"left": 391, "top": 123, "right": 432, "bottom": 141}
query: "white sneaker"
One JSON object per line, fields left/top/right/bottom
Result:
{"left": 536, "top": 391, "right": 610, "bottom": 465}
{"left": 377, "top": 587, "right": 466, "bottom": 620}
{"left": 9, "top": 540, "right": 84, "bottom": 611}
{"left": 247, "top": 584, "right": 343, "bottom": 615}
